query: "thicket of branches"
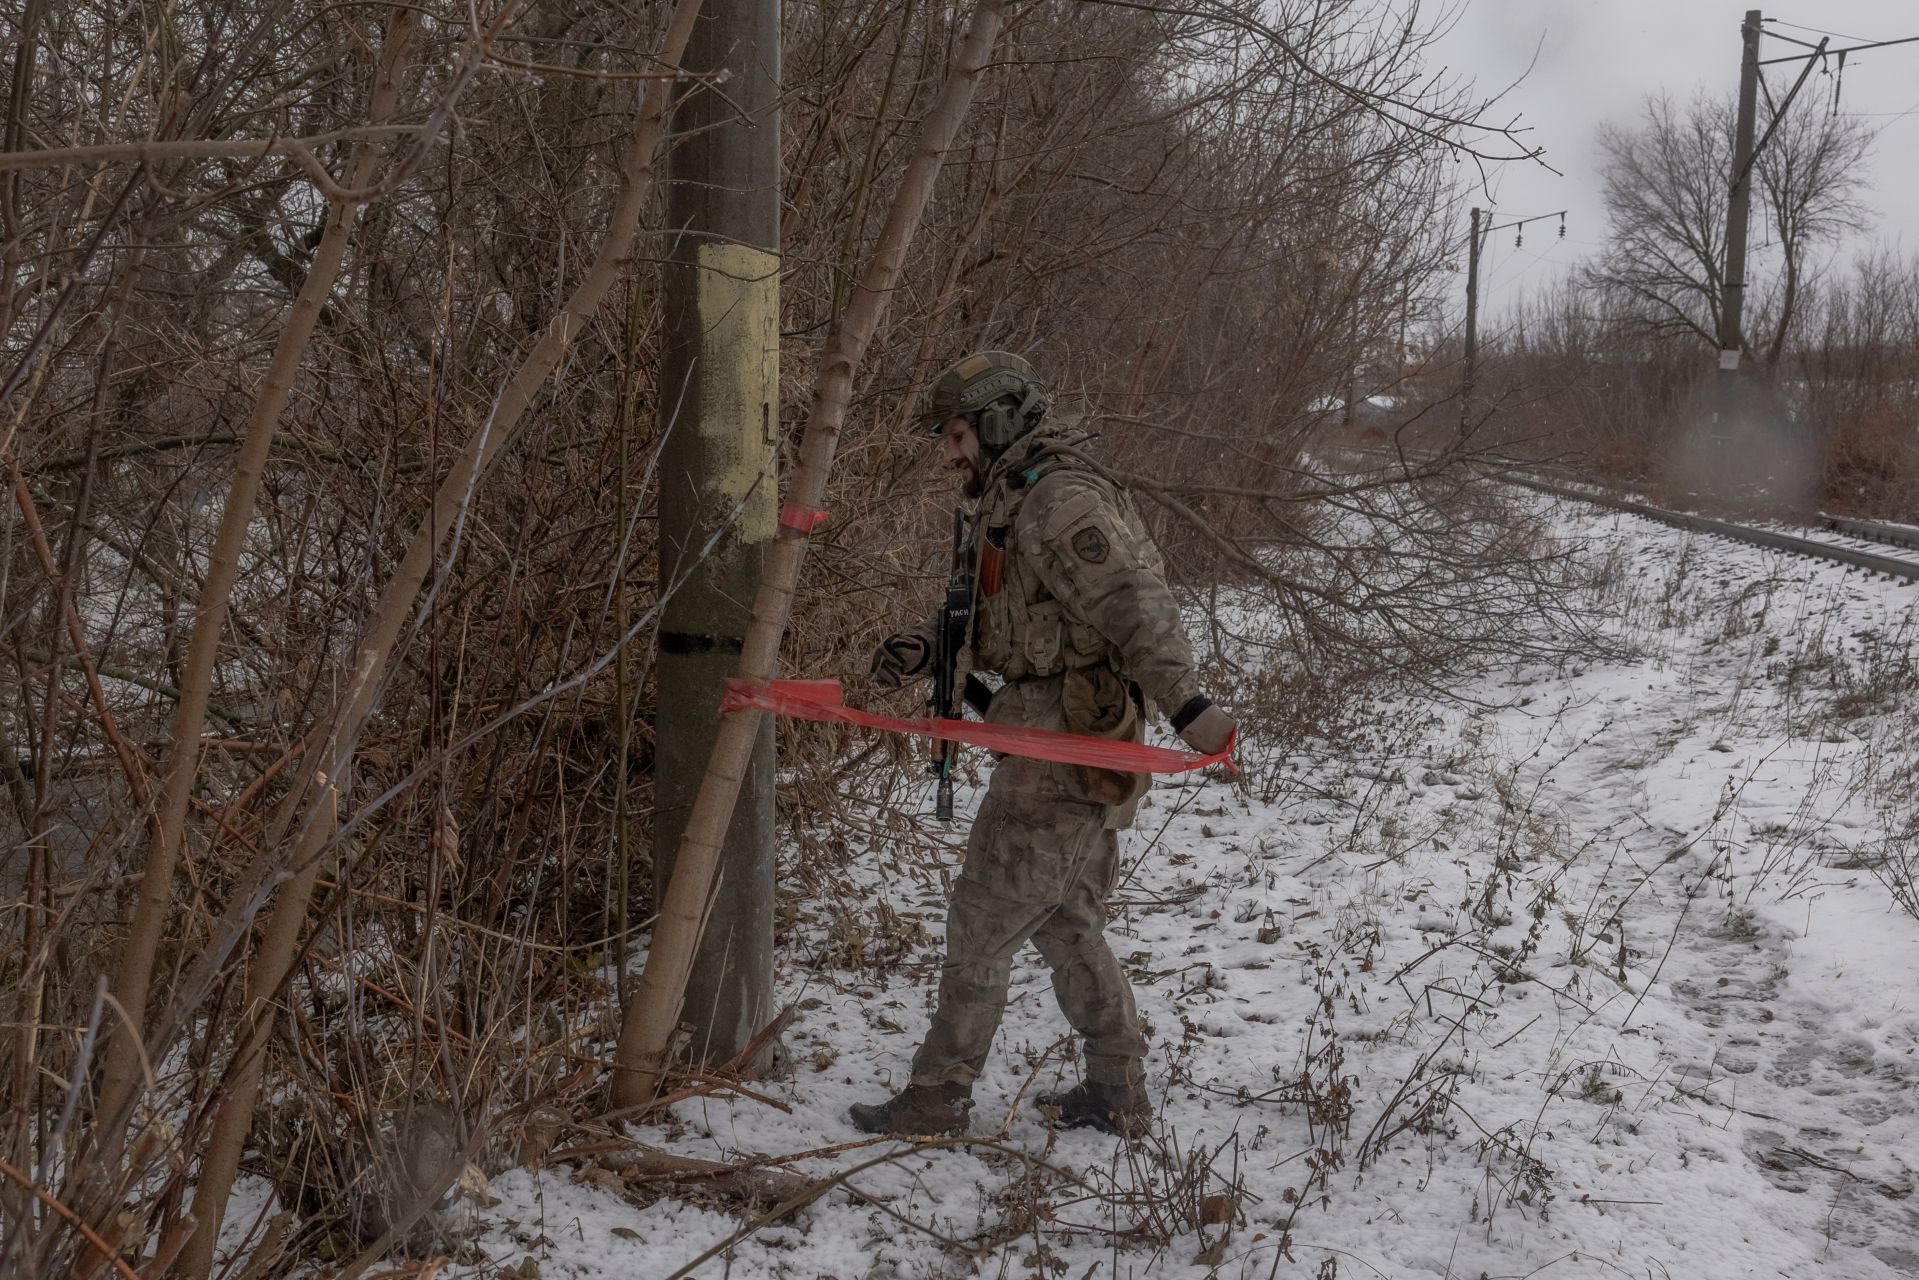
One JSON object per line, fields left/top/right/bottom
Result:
{"left": 0, "top": 1, "right": 1579, "bottom": 1273}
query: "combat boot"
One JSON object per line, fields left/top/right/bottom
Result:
{"left": 847, "top": 1083, "right": 972, "bottom": 1136}
{"left": 1034, "top": 1080, "right": 1150, "bottom": 1137}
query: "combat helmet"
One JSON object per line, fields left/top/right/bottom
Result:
{"left": 918, "top": 351, "right": 1050, "bottom": 453}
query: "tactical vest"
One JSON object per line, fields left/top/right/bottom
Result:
{"left": 970, "top": 439, "right": 1163, "bottom": 682}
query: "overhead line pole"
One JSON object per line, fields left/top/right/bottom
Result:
{"left": 1712, "top": 8, "right": 1764, "bottom": 438}
{"left": 1705, "top": 13, "right": 1919, "bottom": 439}
{"left": 1713, "top": 13, "right": 1835, "bottom": 435}
{"left": 1457, "top": 207, "right": 1562, "bottom": 438}
{"left": 1459, "top": 206, "right": 1480, "bottom": 437}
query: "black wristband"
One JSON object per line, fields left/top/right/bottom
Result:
{"left": 1169, "top": 695, "right": 1212, "bottom": 734}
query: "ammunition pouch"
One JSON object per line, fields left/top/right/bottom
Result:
{"left": 981, "top": 592, "right": 1120, "bottom": 683}
{"left": 1062, "top": 665, "right": 1150, "bottom": 812}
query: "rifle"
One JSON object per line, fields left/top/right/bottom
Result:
{"left": 931, "top": 508, "right": 972, "bottom": 820}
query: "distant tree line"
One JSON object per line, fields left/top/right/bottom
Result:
{"left": 1462, "top": 89, "right": 1915, "bottom": 514}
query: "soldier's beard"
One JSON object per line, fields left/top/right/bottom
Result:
{"left": 954, "top": 451, "right": 985, "bottom": 499}
{"left": 940, "top": 419, "right": 989, "bottom": 499}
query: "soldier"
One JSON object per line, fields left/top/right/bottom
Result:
{"left": 849, "top": 351, "right": 1237, "bottom": 1138}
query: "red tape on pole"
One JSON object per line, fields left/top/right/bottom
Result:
{"left": 721, "top": 678, "right": 1233, "bottom": 774}
{"left": 778, "top": 504, "right": 829, "bottom": 533}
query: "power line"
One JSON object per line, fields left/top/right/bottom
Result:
{"left": 1766, "top": 18, "right": 1881, "bottom": 44}
{"left": 1482, "top": 208, "right": 1567, "bottom": 246}
{"left": 1759, "top": 32, "right": 1919, "bottom": 67}
{"left": 1752, "top": 18, "right": 1919, "bottom": 123}
{"left": 1762, "top": 30, "right": 1828, "bottom": 53}
{"left": 1838, "top": 95, "right": 1919, "bottom": 119}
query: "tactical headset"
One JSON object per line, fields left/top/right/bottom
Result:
{"left": 974, "top": 381, "right": 1050, "bottom": 453}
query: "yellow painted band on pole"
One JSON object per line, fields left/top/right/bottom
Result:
{"left": 693, "top": 242, "right": 779, "bottom": 544}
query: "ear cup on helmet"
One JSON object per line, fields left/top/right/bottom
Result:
{"left": 977, "top": 402, "right": 1015, "bottom": 451}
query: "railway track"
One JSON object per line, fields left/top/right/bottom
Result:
{"left": 1824, "top": 513, "right": 1919, "bottom": 554}
{"left": 1338, "top": 445, "right": 1919, "bottom": 583}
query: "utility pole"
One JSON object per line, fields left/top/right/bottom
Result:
{"left": 1714, "top": 8, "right": 1764, "bottom": 436}
{"left": 651, "top": 0, "right": 781, "bottom": 1069}
{"left": 1459, "top": 205, "right": 1481, "bottom": 437}
{"left": 1458, "top": 206, "right": 1563, "bottom": 438}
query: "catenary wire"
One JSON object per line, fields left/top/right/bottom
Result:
{"left": 1767, "top": 18, "right": 1881, "bottom": 44}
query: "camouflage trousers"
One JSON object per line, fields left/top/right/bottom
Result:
{"left": 909, "top": 754, "right": 1148, "bottom": 1091}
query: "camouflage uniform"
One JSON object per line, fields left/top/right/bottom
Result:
{"left": 908, "top": 419, "right": 1207, "bottom": 1093}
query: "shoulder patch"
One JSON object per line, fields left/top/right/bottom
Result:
{"left": 1071, "top": 525, "right": 1110, "bottom": 564}
{"left": 1024, "top": 473, "right": 1108, "bottom": 539}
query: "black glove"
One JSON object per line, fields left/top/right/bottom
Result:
{"left": 869, "top": 631, "right": 932, "bottom": 689}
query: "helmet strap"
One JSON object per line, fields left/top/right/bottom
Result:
{"left": 1014, "top": 385, "right": 1045, "bottom": 425}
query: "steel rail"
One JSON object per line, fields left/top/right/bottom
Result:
{"left": 1824, "top": 514, "right": 1919, "bottom": 553}
{"left": 1499, "top": 473, "right": 1919, "bottom": 582}
{"left": 1334, "top": 444, "right": 1919, "bottom": 583}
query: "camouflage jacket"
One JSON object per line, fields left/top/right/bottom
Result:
{"left": 969, "top": 420, "right": 1204, "bottom": 720}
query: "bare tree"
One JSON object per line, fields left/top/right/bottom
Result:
{"left": 1588, "top": 90, "right": 1872, "bottom": 370}
{"left": 1753, "top": 97, "right": 1877, "bottom": 368}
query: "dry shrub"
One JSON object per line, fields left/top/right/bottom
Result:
{"left": 1870, "top": 808, "right": 1919, "bottom": 925}
{"left": 1822, "top": 398, "right": 1919, "bottom": 517}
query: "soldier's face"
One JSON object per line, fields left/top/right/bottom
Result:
{"left": 940, "top": 416, "right": 986, "bottom": 499}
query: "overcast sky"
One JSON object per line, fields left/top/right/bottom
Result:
{"left": 1429, "top": 0, "right": 1919, "bottom": 319}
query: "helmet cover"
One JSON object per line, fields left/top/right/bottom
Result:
{"left": 918, "top": 351, "right": 1049, "bottom": 450}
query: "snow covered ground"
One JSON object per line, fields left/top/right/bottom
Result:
{"left": 462, "top": 495, "right": 1919, "bottom": 1280}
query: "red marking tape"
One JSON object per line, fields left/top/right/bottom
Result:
{"left": 721, "top": 678, "right": 1234, "bottom": 774}
{"left": 779, "top": 504, "right": 829, "bottom": 533}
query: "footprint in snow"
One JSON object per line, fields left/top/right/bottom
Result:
{"left": 1669, "top": 909, "right": 1918, "bottom": 1271}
